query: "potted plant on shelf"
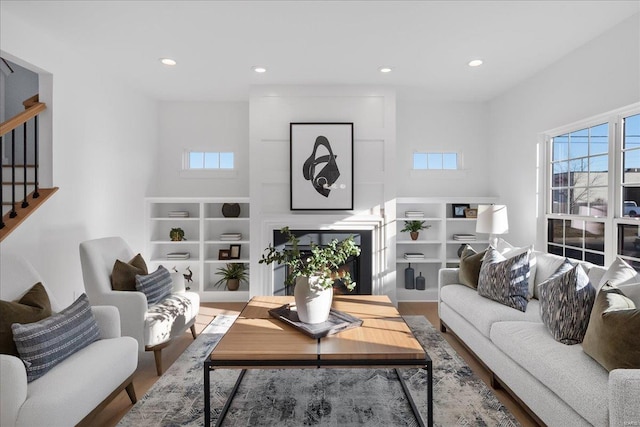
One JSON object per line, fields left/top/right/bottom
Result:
{"left": 213, "top": 263, "right": 249, "bottom": 291}
{"left": 401, "top": 220, "right": 431, "bottom": 241}
{"left": 259, "top": 227, "right": 361, "bottom": 324}
{"left": 169, "top": 227, "right": 185, "bottom": 241}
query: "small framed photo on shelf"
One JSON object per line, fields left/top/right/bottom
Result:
{"left": 464, "top": 208, "right": 478, "bottom": 218}
{"left": 218, "top": 249, "right": 231, "bottom": 260}
{"left": 452, "top": 204, "right": 470, "bottom": 218}
{"left": 229, "top": 244, "right": 241, "bottom": 259}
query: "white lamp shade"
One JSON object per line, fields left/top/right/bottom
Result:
{"left": 475, "top": 205, "right": 509, "bottom": 235}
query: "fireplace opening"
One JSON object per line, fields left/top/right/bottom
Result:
{"left": 271, "top": 229, "right": 372, "bottom": 296}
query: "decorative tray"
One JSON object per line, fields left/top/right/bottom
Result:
{"left": 268, "top": 304, "right": 363, "bottom": 339}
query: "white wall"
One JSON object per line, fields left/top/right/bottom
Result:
{"left": 152, "top": 101, "right": 249, "bottom": 197}
{"left": 0, "top": 10, "right": 158, "bottom": 306}
{"left": 489, "top": 13, "right": 640, "bottom": 250}
{"left": 396, "top": 100, "right": 492, "bottom": 197}
{"left": 249, "top": 86, "right": 396, "bottom": 299}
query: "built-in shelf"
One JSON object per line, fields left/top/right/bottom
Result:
{"left": 146, "top": 197, "right": 250, "bottom": 302}
{"left": 395, "top": 197, "right": 498, "bottom": 302}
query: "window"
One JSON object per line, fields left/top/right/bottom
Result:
{"left": 621, "top": 114, "right": 640, "bottom": 217}
{"left": 187, "top": 151, "right": 234, "bottom": 169}
{"left": 548, "top": 122, "right": 608, "bottom": 264}
{"left": 545, "top": 105, "right": 640, "bottom": 268}
{"left": 413, "top": 152, "right": 458, "bottom": 170}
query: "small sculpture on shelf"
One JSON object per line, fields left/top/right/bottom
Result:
{"left": 173, "top": 266, "right": 193, "bottom": 291}
{"left": 170, "top": 227, "right": 185, "bottom": 241}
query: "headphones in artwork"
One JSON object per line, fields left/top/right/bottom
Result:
{"left": 302, "top": 136, "right": 341, "bottom": 198}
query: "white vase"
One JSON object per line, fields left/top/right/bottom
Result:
{"left": 294, "top": 276, "right": 333, "bottom": 324}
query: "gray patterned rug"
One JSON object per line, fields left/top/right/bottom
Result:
{"left": 118, "top": 315, "right": 519, "bottom": 427}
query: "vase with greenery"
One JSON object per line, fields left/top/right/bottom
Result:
{"left": 259, "top": 227, "right": 361, "bottom": 323}
{"left": 213, "top": 263, "right": 249, "bottom": 291}
{"left": 401, "top": 220, "right": 431, "bottom": 240}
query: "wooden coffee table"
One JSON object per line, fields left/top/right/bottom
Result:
{"left": 204, "top": 295, "right": 433, "bottom": 426}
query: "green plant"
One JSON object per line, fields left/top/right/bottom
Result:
{"left": 259, "top": 227, "right": 361, "bottom": 291}
{"left": 400, "top": 220, "right": 431, "bottom": 233}
{"left": 213, "top": 263, "right": 249, "bottom": 288}
{"left": 169, "top": 227, "right": 185, "bottom": 241}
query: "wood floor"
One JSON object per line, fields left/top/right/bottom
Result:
{"left": 93, "top": 301, "right": 540, "bottom": 426}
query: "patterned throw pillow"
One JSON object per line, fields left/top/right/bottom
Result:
{"left": 459, "top": 245, "right": 486, "bottom": 289}
{"left": 12, "top": 294, "right": 100, "bottom": 382}
{"left": 477, "top": 246, "right": 530, "bottom": 312}
{"left": 538, "top": 260, "right": 596, "bottom": 345}
{"left": 0, "top": 283, "right": 52, "bottom": 357}
{"left": 111, "top": 253, "right": 149, "bottom": 291}
{"left": 582, "top": 282, "right": 640, "bottom": 370}
{"left": 136, "top": 265, "right": 173, "bottom": 306}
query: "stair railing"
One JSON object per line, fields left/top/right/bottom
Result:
{"left": 0, "top": 95, "right": 46, "bottom": 229}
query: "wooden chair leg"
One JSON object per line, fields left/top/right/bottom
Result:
{"left": 153, "top": 349, "right": 163, "bottom": 376}
{"left": 125, "top": 381, "right": 137, "bottom": 404}
{"left": 190, "top": 324, "right": 197, "bottom": 339}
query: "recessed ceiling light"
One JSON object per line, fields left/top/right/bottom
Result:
{"left": 378, "top": 66, "right": 393, "bottom": 73}
{"left": 160, "top": 58, "right": 177, "bottom": 66}
{"left": 468, "top": 59, "right": 483, "bottom": 67}
{"left": 252, "top": 66, "right": 267, "bottom": 73}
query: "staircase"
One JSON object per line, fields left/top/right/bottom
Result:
{"left": 0, "top": 95, "right": 58, "bottom": 242}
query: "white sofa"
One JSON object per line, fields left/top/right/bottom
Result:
{"left": 0, "top": 253, "right": 138, "bottom": 427}
{"left": 79, "top": 236, "right": 200, "bottom": 375}
{"left": 438, "top": 251, "right": 640, "bottom": 426}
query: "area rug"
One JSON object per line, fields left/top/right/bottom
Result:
{"left": 118, "top": 315, "right": 519, "bottom": 427}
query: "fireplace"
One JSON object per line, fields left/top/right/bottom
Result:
{"left": 271, "top": 229, "right": 372, "bottom": 295}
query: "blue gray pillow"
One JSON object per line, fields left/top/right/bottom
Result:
{"left": 12, "top": 293, "right": 100, "bottom": 382}
{"left": 136, "top": 265, "right": 173, "bottom": 306}
{"left": 538, "top": 259, "right": 596, "bottom": 345}
{"left": 477, "top": 246, "right": 530, "bottom": 312}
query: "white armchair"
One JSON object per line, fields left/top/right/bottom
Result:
{"left": 79, "top": 236, "right": 200, "bottom": 375}
{"left": 0, "top": 252, "right": 138, "bottom": 427}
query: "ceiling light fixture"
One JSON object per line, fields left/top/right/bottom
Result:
{"left": 378, "top": 66, "right": 393, "bottom": 73}
{"left": 160, "top": 58, "right": 177, "bottom": 66}
{"left": 252, "top": 66, "right": 267, "bottom": 73}
{"left": 468, "top": 59, "right": 483, "bottom": 67}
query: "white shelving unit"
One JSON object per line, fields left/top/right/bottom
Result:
{"left": 146, "top": 197, "right": 250, "bottom": 302}
{"left": 395, "top": 197, "right": 497, "bottom": 302}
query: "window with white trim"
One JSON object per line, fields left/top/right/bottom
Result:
{"left": 545, "top": 106, "right": 640, "bottom": 268}
{"left": 413, "top": 152, "right": 458, "bottom": 170}
{"left": 186, "top": 151, "right": 234, "bottom": 169}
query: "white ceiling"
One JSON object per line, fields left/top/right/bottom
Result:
{"left": 2, "top": 1, "right": 639, "bottom": 102}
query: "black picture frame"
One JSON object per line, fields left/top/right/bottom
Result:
{"left": 229, "top": 244, "right": 241, "bottom": 259}
{"left": 290, "top": 122, "right": 354, "bottom": 211}
{"left": 452, "top": 204, "right": 470, "bottom": 218}
{"left": 218, "top": 249, "right": 231, "bottom": 260}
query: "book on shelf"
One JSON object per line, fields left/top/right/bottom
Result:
{"left": 220, "top": 233, "right": 242, "bottom": 241}
{"left": 453, "top": 234, "right": 476, "bottom": 241}
{"left": 404, "top": 211, "right": 424, "bottom": 218}
{"left": 403, "top": 252, "right": 425, "bottom": 259}
{"left": 167, "top": 252, "right": 190, "bottom": 259}
{"left": 168, "top": 211, "right": 189, "bottom": 218}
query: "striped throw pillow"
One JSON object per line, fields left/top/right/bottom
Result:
{"left": 12, "top": 294, "right": 100, "bottom": 382}
{"left": 477, "top": 246, "right": 531, "bottom": 312}
{"left": 136, "top": 265, "right": 173, "bottom": 306}
{"left": 538, "top": 260, "right": 595, "bottom": 345}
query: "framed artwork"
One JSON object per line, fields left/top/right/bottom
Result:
{"left": 290, "top": 122, "right": 354, "bottom": 210}
{"left": 452, "top": 204, "right": 470, "bottom": 218}
{"left": 229, "top": 244, "right": 241, "bottom": 259}
{"left": 218, "top": 249, "right": 231, "bottom": 260}
{"left": 464, "top": 208, "right": 478, "bottom": 218}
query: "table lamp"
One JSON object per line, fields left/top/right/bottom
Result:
{"left": 476, "top": 204, "right": 509, "bottom": 248}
